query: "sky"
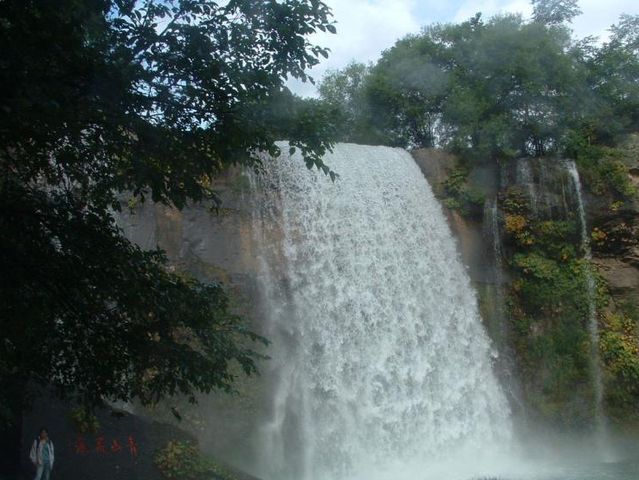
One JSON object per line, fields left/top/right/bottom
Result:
{"left": 287, "top": 0, "right": 638, "bottom": 97}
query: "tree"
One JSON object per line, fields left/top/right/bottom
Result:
{"left": 591, "top": 15, "right": 639, "bottom": 135}
{"left": 531, "top": 0, "right": 582, "bottom": 25}
{"left": 317, "top": 62, "right": 375, "bottom": 144}
{"left": 364, "top": 30, "right": 450, "bottom": 148}
{"left": 347, "top": 12, "right": 586, "bottom": 158}
{"left": 317, "top": 3, "right": 638, "bottom": 163}
{"left": 560, "top": 13, "right": 639, "bottom": 164}
{"left": 0, "top": 0, "right": 336, "bottom": 473}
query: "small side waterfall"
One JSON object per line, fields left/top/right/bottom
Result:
{"left": 565, "top": 161, "right": 608, "bottom": 441}
{"left": 487, "top": 198, "right": 506, "bottom": 332}
{"left": 484, "top": 198, "right": 524, "bottom": 416}
{"left": 516, "top": 159, "right": 539, "bottom": 214}
{"left": 253, "top": 143, "right": 512, "bottom": 480}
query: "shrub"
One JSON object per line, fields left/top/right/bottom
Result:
{"left": 440, "top": 166, "right": 485, "bottom": 217}
{"left": 600, "top": 310, "right": 639, "bottom": 421}
{"left": 534, "top": 221, "right": 578, "bottom": 259}
{"left": 504, "top": 214, "right": 534, "bottom": 246}
{"left": 509, "top": 250, "right": 594, "bottom": 424}
{"left": 68, "top": 406, "right": 100, "bottom": 434}
{"left": 155, "top": 440, "right": 237, "bottom": 480}
{"left": 573, "top": 145, "right": 637, "bottom": 197}
{"left": 501, "top": 187, "right": 530, "bottom": 215}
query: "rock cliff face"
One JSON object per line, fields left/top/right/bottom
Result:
{"left": 412, "top": 144, "right": 639, "bottom": 431}
{"left": 113, "top": 146, "right": 639, "bottom": 454}
{"left": 116, "top": 167, "right": 269, "bottom": 474}
{"left": 22, "top": 168, "right": 268, "bottom": 479}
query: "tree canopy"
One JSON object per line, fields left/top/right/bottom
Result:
{"left": 531, "top": 0, "right": 582, "bottom": 25}
{"left": 319, "top": 3, "right": 639, "bottom": 162}
{"left": 0, "top": 0, "right": 337, "bottom": 443}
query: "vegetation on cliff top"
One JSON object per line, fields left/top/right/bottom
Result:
{"left": 318, "top": 1, "right": 638, "bottom": 166}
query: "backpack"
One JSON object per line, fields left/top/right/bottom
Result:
{"left": 33, "top": 438, "right": 53, "bottom": 458}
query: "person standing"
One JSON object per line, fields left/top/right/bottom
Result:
{"left": 29, "top": 428, "right": 54, "bottom": 480}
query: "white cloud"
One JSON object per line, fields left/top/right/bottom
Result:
{"left": 451, "top": 0, "right": 637, "bottom": 40}
{"left": 452, "top": 0, "right": 532, "bottom": 22}
{"left": 287, "top": 0, "right": 420, "bottom": 97}
{"left": 571, "top": 0, "right": 638, "bottom": 42}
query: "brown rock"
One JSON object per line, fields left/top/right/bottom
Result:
{"left": 411, "top": 148, "right": 458, "bottom": 197}
{"left": 594, "top": 258, "right": 639, "bottom": 296}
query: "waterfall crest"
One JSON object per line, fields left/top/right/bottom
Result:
{"left": 253, "top": 143, "right": 512, "bottom": 480}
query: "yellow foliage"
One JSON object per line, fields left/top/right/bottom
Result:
{"left": 591, "top": 227, "right": 607, "bottom": 245}
{"left": 505, "top": 214, "right": 534, "bottom": 245}
{"left": 505, "top": 214, "right": 527, "bottom": 233}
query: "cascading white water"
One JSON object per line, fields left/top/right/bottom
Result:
{"left": 253, "top": 143, "right": 512, "bottom": 480}
{"left": 516, "top": 159, "right": 539, "bottom": 214}
{"left": 565, "top": 161, "right": 608, "bottom": 442}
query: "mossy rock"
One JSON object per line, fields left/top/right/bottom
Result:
{"left": 155, "top": 440, "right": 242, "bottom": 480}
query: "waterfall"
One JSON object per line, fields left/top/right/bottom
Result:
{"left": 484, "top": 198, "right": 526, "bottom": 421}
{"left": 516, "top": 159, "right": 539, "bottom": 214}
{"left": 564, "top": 161, "right": 608, "bottom": 441}
{"left": 487, "top": 198, "right": 506, "bottom": 324}
{"left": 253, "top": 143, "right": 512, "bottom": 480}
